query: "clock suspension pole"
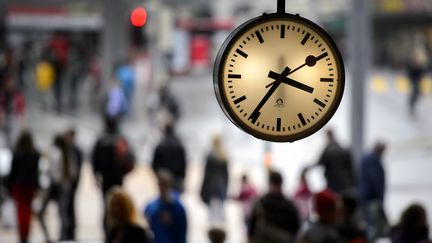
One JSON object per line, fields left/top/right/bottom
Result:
{"left": 277, "top": 0, "right": 285, "bottom": 14}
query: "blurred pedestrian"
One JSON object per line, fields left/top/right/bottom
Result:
{"left": 7, "top": 131, "right": 40, "bottom": 243}
{"left": 159, "top": 84, "right": 180, "bottom": 121}
{"left": 200, "top": 134, "right": 229, "bottom": 223}
{"left": 358, "top": 142, "right": 389, "bottom": 242}
{"left": 248, "top": 170, "right": 300, "bottom": 243}
{"left": 35, "top": 52, "right": 55, "bottom": 110}
{"left": 337, "top": 193, "right": 366, "bottom": 243}
{"left": 105, "top": 75, "right": 128, "bottom": 121}
{"left": 0, "top": 74, "right": 26, "bottom": 148}
{"left": 63, "top": 128, "right": 83, "bottom": 240}
{"left": 116, "top": 58, "right": 135, "bottom": 115}
{"left": 49, "top": 33, "right": 69, "bottom": 113}
{"left": 144, "top": 170, "right": 187, "bottom": 243}
{"left": 151, "top": 123, "right": 187, "bottom": 193}
{"left": 68, "top": 40, "right": 88, "bottom": 112}
{"left": 37, "top": 135, "right": 64, "bottom": 243}
{"left": 390, "top": 203, "right": 430, "bottom": 243}
{"left": 232, "top": 174, "right": 258, "bottom": 226}
{"left": 208, "top": 228, "right": 226, "bottom": 243}
{"left": 92, "top": 116, "right": 136, "bottom": 236}
{"left": 107, "top": 187, "right": 151, "bottom": 243}
{"left": 406, "top": 33, "right": 429, "bottom": 117}
{"left": 299, "top": 189, "right": 343, "bottom": 243}
{"left": 293, "top": 168, "right": 313, "bottom": 221}
{"left": 308, "top": 129, "right": 355, "bottom": 194}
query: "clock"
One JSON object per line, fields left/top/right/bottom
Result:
{"left": 213, "top": 10, "right": 345, "bottom": 142}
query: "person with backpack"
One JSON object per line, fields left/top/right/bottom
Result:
{"left": 151, "top": 123, "right": 187, "bottom": 193}
{"left": 91, "top": 116, "right": 135, "bottom": 237}
{"left": 248, "top": 170, "right": 300, "bottom": 243}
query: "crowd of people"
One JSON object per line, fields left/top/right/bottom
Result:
{"left": 1, "top": 116, "right": 431, "bottom": 243}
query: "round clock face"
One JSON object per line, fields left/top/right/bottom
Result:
{"left": 214, "top": 14, "right": 345, "bottom": 142}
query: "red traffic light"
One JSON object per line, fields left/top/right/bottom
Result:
{"left": 130, "top": 7, "right": 147, "bottom": 27}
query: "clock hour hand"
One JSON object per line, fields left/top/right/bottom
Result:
{"left": 248, "top": 67, "right": 291, "bottom": 124}
{"left": 268, "top": 71, "right": 314, "bottom": 93}
{"left": 265, "top": 53, "right": 328, "bottom": 88}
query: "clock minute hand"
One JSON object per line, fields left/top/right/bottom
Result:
{"left": 265, "top": 54, "right": 327, "bottom": 88}
{"left": 248, "top": 67, "right": 291, "bottom": 124}
{"left": 268, "top": 71, "right": 314, "bottom": 93}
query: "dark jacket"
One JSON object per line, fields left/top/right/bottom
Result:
{"left": 152, "top": 134, "right": 186, "bottom": 180}
{"left": 200, "top": 152, "right": 229, "bottom": 204}
{"left": 92, "top": 133, "right": 134, "bottom": 194}
{"left": 318, "top": 141, "right": 355, "bottom": 193}
{"left": 248, "top": 192, "right": 300, "bottom": 239}
{"left": 107, "top": 223, "right": 151, "bottom": 243}
{"left": 8, "top": 149, "right": 40, "bottom": 189}
{"left": 358, "top": 152, "right": 385, "bottom": 203}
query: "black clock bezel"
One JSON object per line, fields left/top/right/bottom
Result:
{"left": 213, "top": 12, "right": 345, "bottom": 142}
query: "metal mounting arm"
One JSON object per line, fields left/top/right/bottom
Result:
{"left": 277, "top": 0, "right": 285, "bottom": 13}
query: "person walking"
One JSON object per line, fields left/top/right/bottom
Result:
{"left": 406, "top": 33, "right": 429, "bottom": 117}
{"left": 63, "top": 129, "right": 83, "bottom": 240}
{"left": 200, "top": 134, "right": 229, "bottom": 223}
{"left": 248, "top": 170, "right": 300, "bottom": 243}
{"left": 293, "top": 168, "right": 313, "bottom": 221}
{"left": 358, "top": 142, "right": 389, "bottom": 242}
{"left": 299, "top": 189, "right": 343, "bottom": 243}
{"left": 308, "top": 129, "right": 355, "bottom": 194}
{"left": 115, "top": 58, "right": 135, "bottom": 115}
{"left": 151, "top": 123, "right": 187, "bottom": 193}
{"left": 106, "top": 187, "right": 151, "bottom": 243}
{"left": 7, "top": 131, "right": 40, "bottom": 243}
{"left": 232, "top": 174, "right": 258, "bottom": 226}
{"left": 144, "top": 170, "right": 187, "bottom": 243}
{"left": 0, "top": 75, "right": 26, "bottom": 148}
{"left": 92, "top": 116, "right": 135, "bottom": 236}
{"left": 37, "top": 135, "right": 64, "bottom": 243}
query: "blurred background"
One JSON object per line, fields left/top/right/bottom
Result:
{"left": 0, "top": 0, "right": 431, "bottom": 242}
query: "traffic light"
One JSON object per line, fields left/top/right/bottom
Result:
{"left": 130, "top": 7, "right": 147, "bottom": 27}
{"left": 130, "top": 7, "right": 147, "bottom": 47}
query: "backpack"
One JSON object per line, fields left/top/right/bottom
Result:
{"left": 114, "top": 137, "right": 135, "bottom": 175}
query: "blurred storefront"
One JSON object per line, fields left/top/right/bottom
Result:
{"left": 374, "top": 0, "right": 432, "bottom": 68}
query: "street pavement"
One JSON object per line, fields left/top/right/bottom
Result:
{"left": 0, "top": 70, "right": 431, "bottom": 242}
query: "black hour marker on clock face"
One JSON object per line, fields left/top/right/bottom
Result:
{"left": 301, "top": 33, "right": 311, "bottom": 45}
{"left": 228, "top": 74, "right": 241, "bottom": 79}
{"left": 314, "top": 98, "right": 326, "bottom": 108}
{"left": 255, "top": 30, "right": 264, "bottom": 43}
{"left": 280, "top": 25, "right": 285, "bottom": 38}
{"left": 235, "top": 48, "right": 248, "bottom": 58}
{"left": 233, "top": 95, "right": 246, "bottom": 105}
{"left": 320, "top": 78, "right": 334, "bottom": 82}
{"left": 276, "top": 118, "right": 281, "bottom": 131}
{"left": 298, "top": 113, "right": 307, "bottom": 126}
